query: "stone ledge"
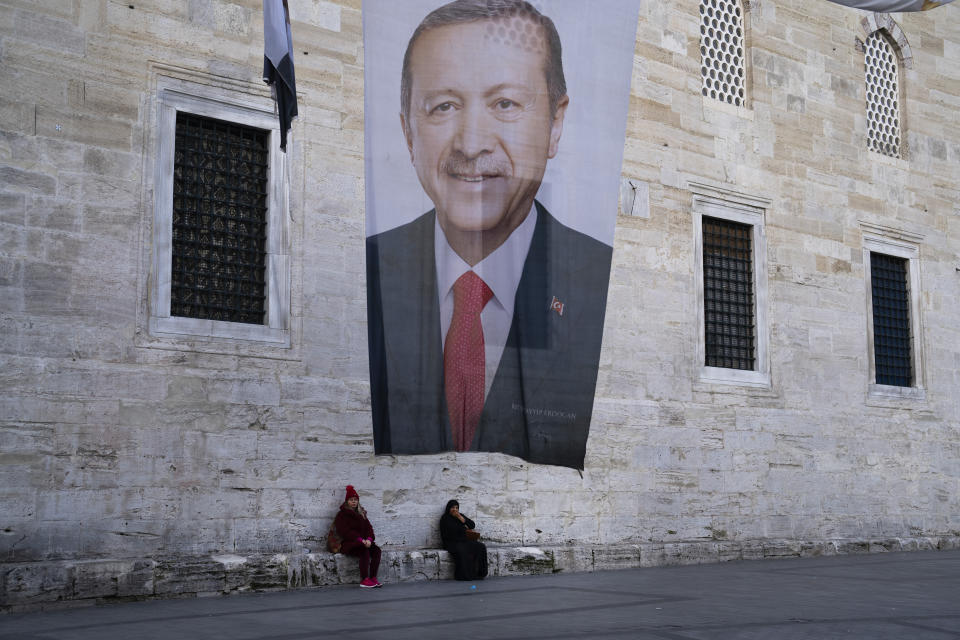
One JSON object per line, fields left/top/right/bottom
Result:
{"left": 2, "top": 536, "right": 958, "bottom": 612}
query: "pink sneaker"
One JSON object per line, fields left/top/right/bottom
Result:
{"left": 360, "top": 578, "right": 377, "bottom": 588}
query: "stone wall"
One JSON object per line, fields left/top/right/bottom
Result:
{"left": 1, "top": 0, "right": 959, "bottom": 606}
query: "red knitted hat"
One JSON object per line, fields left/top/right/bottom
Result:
{"left": 345, "top": 485, "right": 359, "bottom": 501}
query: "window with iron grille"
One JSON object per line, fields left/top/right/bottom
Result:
{"left": 171, "top": 112, "right": 269, "bottom": 325}
{"left": 149, "top": 79, "right": 290, "bottom": 347}
{"left": 702, "top": 215, "right": 755, "bottom": 370}
{"left": 870, "top": 252, "right": 911, "bottom": 387}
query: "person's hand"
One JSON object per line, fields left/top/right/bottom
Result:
{"left": 363, "top": 539, "right": 372, "bottom": 548}
{"left": 451, "top": 506, "right": 465, "bottom": 523}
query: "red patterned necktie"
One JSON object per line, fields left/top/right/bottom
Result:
{"left": 444, "top": 271, "right": 493, "bottom": 452}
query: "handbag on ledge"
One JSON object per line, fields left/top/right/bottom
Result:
{"left": 465, "top": 529, "right": 481, "bottom": 541}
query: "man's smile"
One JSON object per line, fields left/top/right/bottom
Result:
{"left": 449, "top": 172, "right": 501, "bottom": 183}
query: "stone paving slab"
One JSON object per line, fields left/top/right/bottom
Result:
{"left": 1, "top": 550, "right": 958, "bottom": 639}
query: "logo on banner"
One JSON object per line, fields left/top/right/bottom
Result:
{"left": 550, "top": 296, "right": 565, "bottom": 317}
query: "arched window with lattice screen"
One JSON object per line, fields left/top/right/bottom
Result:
{"left": 699, "top": 0, "right": 746, "bottom": 107}
{"left": 864, "top": 30, "right": 902, "bottom": 158}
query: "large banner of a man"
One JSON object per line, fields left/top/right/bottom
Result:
{"left": 364, "top": 0, "right": 639, "bottom": 469}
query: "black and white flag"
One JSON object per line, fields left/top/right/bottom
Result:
{"left": 827, "top": 0, "right": 953, "bottom": 10}
{"left": 263, "top": 0, "right": 297, "bottom": 151}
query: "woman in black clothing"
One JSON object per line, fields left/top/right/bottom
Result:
{"left": 439, "top": 499, "right": 488, "bottom": 581}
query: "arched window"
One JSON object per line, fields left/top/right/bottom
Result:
{"left": 699, "top": 0, "right": 746, "bottom": 107}
{"left": 864, "top": 30, "right": 902, "bottom": 158}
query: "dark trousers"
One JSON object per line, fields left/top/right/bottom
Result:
{"left": 348, "top": 544, "right": 381, "bottom": 579}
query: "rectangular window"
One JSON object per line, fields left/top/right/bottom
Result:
{"left": 171, "top": 113, "right": 270, "bottom": 325}
{"left": 869, "top": 252, "right": 912, "bottom": 387}
{"left": 148, "top": 76, "right": 291, "bottom": 346}
{"left": 691, "top": 182, "right": 770, "bottom": 388}
{"left": 860, "top": 229, "right": 926, "bottom": 402}
{"left": 862, "top": 228, "right": 924, "bottom": 399}
{"left": 703, "top": 216, "right": 755, "bottom": 371}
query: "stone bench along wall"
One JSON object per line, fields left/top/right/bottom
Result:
{"left": 4, "top": 536, "right": 959, "bottom": 612}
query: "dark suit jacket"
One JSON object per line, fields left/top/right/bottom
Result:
{"left": 366, "top": 201, "right": 612, "bottom": 469}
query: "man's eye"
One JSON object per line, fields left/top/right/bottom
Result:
{"left": 430, "top": 102, "right": 455, "bottom": 114}
{"left": 496, "top": 99, "right": 518, "bottom": 110}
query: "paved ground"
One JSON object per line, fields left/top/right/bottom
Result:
{"left": 1, "top": 550, "right": 959, "bottom": 639}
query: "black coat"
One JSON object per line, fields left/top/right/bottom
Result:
{"left": 439, "top": 512, "right": 487, "bottom": 580}
{"left": 439, "top": 512, "right": 476, "bottom": 551}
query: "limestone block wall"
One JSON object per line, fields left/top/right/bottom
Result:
{"left": 0, "top": 0, "right": 958, "bottom": 582}
{"left": 609, "top": 0, "right": 960, "bottom": 545}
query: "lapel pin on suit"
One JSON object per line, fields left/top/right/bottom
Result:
{"left": 550, "top": 296, "right": 565, "bottom": 317}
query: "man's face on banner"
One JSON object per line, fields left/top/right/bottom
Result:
{"left": 402, "top": 18, "right": 568, "bottom": 240}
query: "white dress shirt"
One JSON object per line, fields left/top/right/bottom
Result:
{"left": 435, "top": 205, "right": 538, "bottom": 400}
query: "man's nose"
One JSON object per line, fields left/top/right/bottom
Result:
{"left": 452, "top": 104, "right": 496, "bottom": 159}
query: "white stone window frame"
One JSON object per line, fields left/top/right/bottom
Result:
{"left": 862, "top": 225, "right": 925, "bottom": 400}
{"left": 691, "top": 182, "right": 770, "bottom": 388}
{"left": 149, "top": 76, "right": 291, "bottom": 346}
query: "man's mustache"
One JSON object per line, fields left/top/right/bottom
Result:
{"left": 441, "top": 152, "right": 511, "bottom": 178}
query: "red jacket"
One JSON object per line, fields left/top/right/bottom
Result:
{"left": 334, "top": 503, "right": 375, "bottom": 554}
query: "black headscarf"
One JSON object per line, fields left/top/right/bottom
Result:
{"left": 444, "top": 499, "right": 459, "bottom": 515}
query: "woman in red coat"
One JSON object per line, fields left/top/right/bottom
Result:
{"left": 334, "top": 485, "right": 382, "bottom": 588}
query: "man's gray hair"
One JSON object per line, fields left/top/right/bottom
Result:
{"left": 400, "top": 0, "right": 567, "bottom": 119}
